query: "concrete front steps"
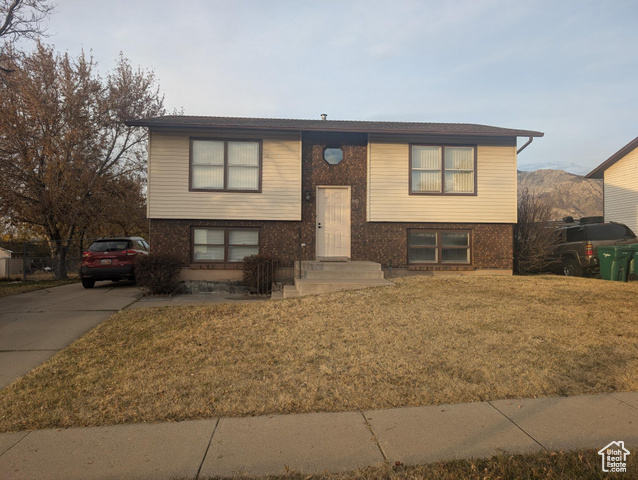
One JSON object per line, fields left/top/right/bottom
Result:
{"left": 275, "top": 261, "right": 393, "bottom": 298}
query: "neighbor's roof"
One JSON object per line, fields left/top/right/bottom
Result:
{"left": 125, "top": 115, "right": 544, "bottom": 138}
{"left": 586, "top": 136, "right": 638, "bottom": 179}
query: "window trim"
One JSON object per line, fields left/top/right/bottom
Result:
{"left": 191, "top": 226, "right": 261, "bottom": 263}
{"left": 189, "top": 138, "right": 263, "bottom": 193}
{"left": 409, "top": 144, "right": 477, "bottom": 196}
{"left": 322, "top": 146, "right": 344, "bottom": 165}
{"left": 407, "top": 229, "right": 473, "bottom": 265}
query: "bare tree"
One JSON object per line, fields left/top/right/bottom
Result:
{"left": 514, "top": 188, "right": 560, "bottom": 274}
{"left": 76, "top": 174, "right": 149, "bottom": 249}
{"left": 0, "top": 43, "right": 165, "bottom": 278}
{"left": 1, "top": 0, "right": 54, "bottom": 73}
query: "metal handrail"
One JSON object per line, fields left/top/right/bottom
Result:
{"left": 254, "top": 258, "right": 275, "bottom": 295}
{"left": 254, "top": 257, "right": 296, "bottom": 295}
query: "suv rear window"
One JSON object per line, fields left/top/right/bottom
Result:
{"left": 586, "top": 224, "right": 636, "bottom": 241}
{"left": 565, "top": 227, "right": 587, "bottom": 243}
{"left": 89, "top": 240, "right": 131, "bottom": 252}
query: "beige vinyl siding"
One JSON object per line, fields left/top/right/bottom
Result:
{"left": 148, "top": 129, "right": 301, "bottom": 220}
{"left": 368, "top": 134, "right": 517, "bottom": 223}
{"left": 604, "top": 147, "right": 638, "bottom": 233}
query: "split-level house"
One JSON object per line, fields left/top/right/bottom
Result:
{"left": 125, "top": 116, "right": 543, "bottom": 285}
{"left": 586, "top": 136, "right": 638, "bottom": 234}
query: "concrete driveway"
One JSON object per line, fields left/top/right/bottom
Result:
{"left": 0, "top": 282, "right": 141, "bottom": 389}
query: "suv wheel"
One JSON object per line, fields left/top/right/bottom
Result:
{"left": 81, "top": 278, "right": 96, "bottom": 289}
{"left": 563, "top": 258, "right": 583, "bottom": 277}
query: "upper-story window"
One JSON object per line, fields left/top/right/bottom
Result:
{"left": 190, "top": 139, "right": 261, "bottom": 192}
{"left": 410, "top": 145, "right": 475, "bottom": 195}
{"left": 323, "top": 147, "right": 344, "bottom": 165}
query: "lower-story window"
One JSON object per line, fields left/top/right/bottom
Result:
{"left": 193, "top": 228, "right": 259, "bottom": 262}
{"left": 408, "top": 230, "right": 471, "bottom": 264}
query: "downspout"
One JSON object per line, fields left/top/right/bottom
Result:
{"left": 517, "top": 136, "right": 534, "bottom": 154}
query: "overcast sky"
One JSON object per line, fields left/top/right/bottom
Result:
{"left": 37, "top": 0, "right": 638, "bottom": 175}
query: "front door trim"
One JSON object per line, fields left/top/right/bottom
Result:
{"left": 316, "top": 185, "right": 351, "bottom": 260}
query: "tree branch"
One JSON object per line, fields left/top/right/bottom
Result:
{"left": 0, "top": 0, "right": 21, "bottom": 38}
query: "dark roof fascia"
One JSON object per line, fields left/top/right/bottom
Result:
{"left": 125, "top": 117, "right": 544, "bottom": 139}
{"left": 140, "top": 124, "right": 540, "bottom": 139}
{"left": 586, "top": 136, "right": 638, "bottom": 179}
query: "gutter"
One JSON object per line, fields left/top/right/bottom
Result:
{"left": 516, "top": 136, "right": 534, "bottom": 154}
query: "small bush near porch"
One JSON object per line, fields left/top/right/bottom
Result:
{"left": 0, "top": 275, "right": 637, "bottom": 432}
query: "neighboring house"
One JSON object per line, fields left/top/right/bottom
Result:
{"left": 587, "top": 136, "right": 638, "bottom": 233}
{"left": 0, "top": 247, "right": 21, "bottom": 278}
{"left": 125, "top": 116, "right": 543, "bottom": 280}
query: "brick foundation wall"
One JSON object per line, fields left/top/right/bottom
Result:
{"left": 355, "top": 222, "right": 513, "bottom": 270}
{"left": 150, "top": 219, "right": 512, "bottom": 271}
{"left": 149, "top": 132, "right": 513, "bottom": 271}
{"left": 149, "top": 219, "right": 301, "bottom": 269}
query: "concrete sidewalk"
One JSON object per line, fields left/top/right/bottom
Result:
{"left": 1, "top": 392, "right": 637, "bottom": 479}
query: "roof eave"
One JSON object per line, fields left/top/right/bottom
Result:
{"left": 124, "top": 120, "right": 544, "bottom": 138}
{"left": 586, "top": 136, "right": 638, "bottom": 178}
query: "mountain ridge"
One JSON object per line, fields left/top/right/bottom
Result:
{"left": 517, "top": 169, "right": 603, "bottom": 219}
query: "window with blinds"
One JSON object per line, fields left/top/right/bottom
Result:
{"left": 190, "top": 139, "right": 261, "bottom": 191}
{"left": 192, "top": 228, "right": 259, "bottom": 262}
{"left": 411, "top": 146, "right": 442, "bottom": 193}
{"left": 408, "top": 230, "right": 471, "bottom": 264}
{"left": 410, "top": 145, "right": 475, "bottom": 194}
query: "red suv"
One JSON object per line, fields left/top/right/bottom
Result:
{"left": 80, "top": 237, "right": 149, "bottom": 288}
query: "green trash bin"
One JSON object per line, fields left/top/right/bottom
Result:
{"left": 612, "top": 245, "right": 633, "bottom": 282}
{"left": 626, "top": 243, "right": 638, "bottom": 281}
{"left": 597, "top": 246, "right": 633, "bottom": 282}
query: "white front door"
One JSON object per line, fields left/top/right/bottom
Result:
{"left": 316, "top": 186, "right": 351, "bottom": 259}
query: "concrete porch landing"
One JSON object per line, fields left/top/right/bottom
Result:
{"left": 277, "top": 261, "right": 393, "bottom": 298}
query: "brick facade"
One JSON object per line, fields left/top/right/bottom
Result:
{"left": 150, "top": 219, "right": 512, "bottom": 271}
{"left": 149, "top": 132, "right": 514, "bottom": 271}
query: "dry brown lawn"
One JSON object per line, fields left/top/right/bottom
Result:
{"left": 1, "top": 275, "right": 637, "bottom": 432}
{"left": 0, "top": 278, "right": 77, "bottom": 298}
